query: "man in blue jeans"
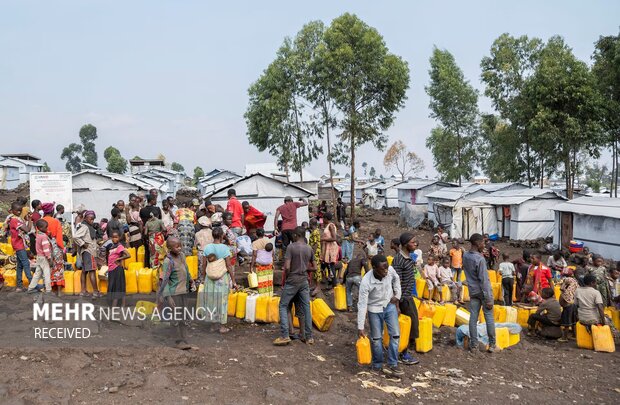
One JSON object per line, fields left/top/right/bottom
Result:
{"left": 274, "top": 226, "right": 314, "bottom": 346}
{"left": 357, "top": 255, "right": 403, "bottom": 376}
{"left": 8, "top": 201, "right": 33, "bottom": 291}
{"left": 463, "top": 233, "right": 496, "bottom": 353}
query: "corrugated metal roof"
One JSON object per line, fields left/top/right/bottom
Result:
{"left": 373, "top": 180, "right": 406, "bottom": 191}
{"left": 471, "top": 188, "right": 564, "bottom": 205}
{"left": 427, "top": 184, "right": 482, "bottom": 200}
{"left": 245, "top": 163, "right": 319, "bottom": 182}
{"left": 552, "top": 196, "right": 620, "bottom": 219}
{"left": 396, "top": 180, "right": 454, "bottom": 190}
{"left": 479, "top": 182, "right": 526, "bottom": 192}
{"left": 74, "top": 170, "right": 156, "bottom": 190}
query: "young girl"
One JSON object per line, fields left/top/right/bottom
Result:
{"left": 438, "top": 257, "right": 460, "bottom": 304}
{"left": 365, "top": 235, "right": 379, "bottom": 259}
{"left": 424, "top": 256, "right": 440, "bottom": 302}
{"left": 499, "top": 253, "right": 516, "bottom": 306}
{"left": 106, "top": 231, "right": 130, "bottom": 307}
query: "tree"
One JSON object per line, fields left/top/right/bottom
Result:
{"left": 193, "top": 166, "right": 205, "bottom": 185}
{"left": 481, "top": 34, "right": 543, "bottom": 186}
{"left": 104, "top": 146, "right": 127, "bottom": 174}
{"left": 426, "top": 47, "right": 479, "bottom": 185}
{"left": 361, "top": 162, "right": 368, "bottom": 176}
{"left": 60, "top": 143, "right": 82, "bottom": 173}
{"left": 171, "top": 162, "right": 185, "bottom": 173}
{"left": 592, "top": 31, "right": 620, "bottom": 197}
{"left": 522, "top": 36, "right": 604, "bottom": 199}
{"left": 369, "top": 167, "right": 376, "bottom": 178}
{"left": 79, "top": 124, "right": 98, "bottom": 166}
{"left": 245, "top": 22, "right": 324, "bottom": 183}
{"left": 319, "top": 13, "right": 409, "bottom": 218}
{"left": 584, "top": 162, "right": 610, "bottom": 193}
{"left": 41, "top": 162, "right": 51, "bottom": 172}
{"left": 383, "top": 140, "right": 425, "bottom": 181}
{"left": 479, "top": 114, "right": 526, "bottom": 182}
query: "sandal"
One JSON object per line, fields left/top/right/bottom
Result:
{"left": 79, "top": 291, "right": 91, "bottom": 298}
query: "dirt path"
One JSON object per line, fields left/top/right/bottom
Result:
{"left": 1, "top": 212, "right": 619, "bottom": 404}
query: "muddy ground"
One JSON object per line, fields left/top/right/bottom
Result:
{"left": 1, "top": 212, "right": 619, "bottom": 404}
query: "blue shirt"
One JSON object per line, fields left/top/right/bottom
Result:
{"left": 203, "top": 243, "right": 231, "bottom": 260}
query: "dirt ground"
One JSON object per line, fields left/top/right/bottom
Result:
{"left": 1, "top": 212, "right": 619, "bottom": 404}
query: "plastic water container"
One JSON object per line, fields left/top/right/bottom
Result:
{"left": 333, "top": 284, "right": 347, "bottom": 311}
{"left": 151, "top": 269, "right": 159, "bottom": 292}
{"left": 125, "top": 268, "right": 138, "bottom": 295}
{"left": 3, "top": 269, "right": 16, "bottom": 287}
{"left": 73, "top": 270, "right": 82, "bottom": 294}
{"left": 382, "top": 314, "right": 411, "bottom": 353}
{"left": 356, "top": 337, "right": 372, "bottom": 365}
{"left": 505, "top": 306, "right": 517, "bottom": 324}
{"left": 137, "top": 268, "right": 153, "bottom": 294}
{"left": 508, "top": 332, "right": 520, "bottom": 346}
{"left": 496, "top": 327, "right": 510, "bottom": 349}
{"left": 62, "top": 270, "right": 74, "bottom": 295}
{"left": 136, "top": 300, "right": 156, "bottom": 316}
{"left": 569, "top": 240, "right": 584, "bottom": 253}
{"left": 227, "top": 292, "right": 238, "bottom": 317}
{"left": 255, "top": 295, "right": 269, "bottom": 322}
{"left": 185, "top": 256, "right": 198, "bottom": 280}
{"left": 245, "top": 294, "right": 258, "bottom": 323}
{"left": 455, "top": 308, "right": 470, "bottom": 326}
{"left": 576, "top": 322, "right": 594, "bottom": 350}
{"left": 235, "top": 291, "right": 248, "bottom": 319}
{"left": 311, "top": 298, "right": 335, "bottom": 332}
{"left": 415, "top": 317, "right": 433, "bottom": 353}
{"left": 247, "top": 272, "right": 258, "bottom": 288}
{"left": 462, "top": 285, "right": 470, "bottom": 301}
{"left": 267, "top": 296, "right": 280, "bottom": 323}
{"left": 494, "top": 306, "right": 507, "bottom": 323}
{"left": 488, "top": 234, "right": 499, "bottom": 241}
{"left": 415, "top": 279, "right": 426, "bottom": 298}
{"left": 418, "top": 301, "right": 436, "bottom": 319}
{"left": 487, "top": 270, "right": 497, "bottom": 283}
{"left": 492, "top": 283, "right": 502, "bottom": 300}
{"left": 592, "top": 325, "right": 615, "bottom": 352}
{"left": 433, "top": 305, "right": 447, "bottom": 328}
{"left": 442, "top": 303, "right": 457, "bottom": 327}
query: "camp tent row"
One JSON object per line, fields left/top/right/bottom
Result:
{"left": 552, "top": 197, "right": 620, "bottom": 260}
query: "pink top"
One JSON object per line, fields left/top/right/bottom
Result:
{"left": 424, "top": 264, "right": 439, "bottom": 284}
{"left": 278, "top": 202, "right": 303, "bottom": 231}
{"left": 35, "top": 232, "right": 52, "bottom": 259}
{"left": 107, "top": 243, "right": 126, "bottom": 271}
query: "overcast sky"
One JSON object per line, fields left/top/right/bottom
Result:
{"left": 1, "top": 1, "right": 618, "bottom": 178}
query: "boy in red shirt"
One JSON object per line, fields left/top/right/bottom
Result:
{"left": 28, "top": 219, "right": 53, "bottom": 293}
{"left": 8, "top": 201, "right": 33, "bottom": 291}
{"left": 527, "top": 253, "right": 554, "bottom": 294}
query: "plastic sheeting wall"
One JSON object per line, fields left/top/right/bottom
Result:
{"left": 509, "top": 199, "right": 557, "bottom": 240}
{"left": 554, "top": 213, "right": 620, "bottom": 261}
{"left": 399, "top": 202, "right": 427, "bottom": 228}
{"left": 450, "top": 206, "right": 498, "bottom": 240}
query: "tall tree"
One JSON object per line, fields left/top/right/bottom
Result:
{"left": 79, "top": 124, "right": 98, "bottom": 166}
{"left": 426, "top": 47, "right": 479, "bottom": 185}
{"left": 479, "top": 114, "right": 526, "bottom": 182}
{"left": 319, "top": 13, "right": 409, "bottom": 218}
{"left": 361, "top": 162, "right": 368, "bottom": 176}
{"left": 480, "top": 34, "right": 543, "bottom": 186}
{"left": 369, "top": 167, "right": 376, "bottom": 178}
{"left": 592, "top": 31, "right": 620, "bottom": 197}
{"left": 41, "top": 162, "right": 51, "bottom": 172}
{"left": 522, "top": 36, "right": 603, "bottom": 199}
{"left": 383, "top": 140, "right": 425, "bottom": 181}
{"left": 104, "top": 146, "right": 127, "bottom": 174}
{"left": 171, "top": 162, "right": 185, "bottom": 173}
{"left": 584, "top": 162, "right": 610, "bottom": 193}
{"left": 193, "top": 166, "right": 205, "bottom": 185}
{"left": 60, "top": 143, "right": 83, "bottom": 173}
{"left": 245, "top": 23, "right": 324, "bottom": 184}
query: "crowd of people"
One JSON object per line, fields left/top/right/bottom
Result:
{"left": 1, "top": 192, "right": 619, "bottom": 370}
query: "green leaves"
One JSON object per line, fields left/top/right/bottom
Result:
{"left": 60, "top": 142, "right": 82, "bottom": 173}
{"left": 426, "top": 47, "right": 478, "bottom": 185}
{"left": 104, "top": 146, "right": 127, "bottom": 174}
{"left": 171, "top": 162, "right": 185, "bottom": 173}
{"left": 79, "top": 124, "right": 98, "bottom": 166}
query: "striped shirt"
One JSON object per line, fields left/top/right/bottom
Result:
{"left": 35, "top": 231, "right": 52, "bottom": 259}
{"left": 392, "top": 250, "right": 417, "bottom": 298}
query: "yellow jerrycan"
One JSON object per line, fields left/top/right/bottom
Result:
{"left": 137, "top": 268, "right": 153, "bottom": 294}
{"left": 356, "top": 336, "right": 372, "bottom": 365}
{"left": 333, "top": 284, "right": 347, "bottom": 311}
{"left": 235, "top": 291, "right": 248, "bottom": 319}
{"left": 592, "top": 325, "right": 615, "bottom": 353}
{"left": 576, "top": 322, "right": 594, "bottom": 350}
{"left": 415, "top": 317, "right": 433, "bottom": 353}
{"left": 227, "top": 291, "right": 238, "bottom": 317}
{"left": 311, "top": 298, "right": 335, "bottom": 332}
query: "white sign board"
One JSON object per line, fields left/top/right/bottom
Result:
{"left": 29, "top": 172, "right": 73, "bottom": 223}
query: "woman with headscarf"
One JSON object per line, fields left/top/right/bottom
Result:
{"left": 220, "top": 212, "right": 238, "bottom": 265}
{"left": 73, "top": 210, "right": 101, "bottom": 298}
{"left": 175, "top": 201, "right": 197, "bottom": 257}
{"left": 127, "top": 200, "right": 143, "bottom": 249}
{"left": 41, "top": 202, "right": 65, "bottom": 295}
{"left": 194, "top": 216, "right": 214, "bottom": 275}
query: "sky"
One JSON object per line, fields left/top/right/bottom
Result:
{"left": 1, "top": 0, "right": 618, "bottom": 179}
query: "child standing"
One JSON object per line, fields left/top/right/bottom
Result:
{"left": 558, "top": 268, "right": 579, "bottom": 342}
{"left": 8, "top": 201, "right": 32, "bottom": 292}
{"left": 357, "top": 255, "right": 403, "bottom": 376}
{"left": 366, "top": 235, "right": 379, "bottom": 259}
{"left": 498, "top": 253, "right": 516, "bottom": 306}
{"left": 106, "top": 231, "right": 131, "bottom": 307}
{"left": 423, "top": 256, "right": 440, "bottom": 302}
{"left": 438, "top": 257, "right": 460, "bottom": 303}
{"left": 449, "top": 239, "right": 464, "bottom": 283}
{"left": 374, "top": 229, "right": 385, "bottom": 254}
{"left": 27, "top": 220, "right": 53, "bottom": 293}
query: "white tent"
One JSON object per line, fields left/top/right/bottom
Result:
{"left": 396, "top": 180, "right": 456, "bottom": 227}
{"left": 436, "top": 199, "right": 499, "bottom": 240}
{"left": 72, "top": 170, "right": 153, "bottom": 219}
{"left": 210, "top": 173, "right": 315, "bottom": 233}
{"left": 245, "top": 163, "right": 319, "bottom": 197}
{"left": 471, "top": 188, "right": 565, "bottom": 240}
{"left": 552, "top": 197, "right": 620, "bottom": 260}
{"left": 369, "top": 180, "right": 405, "bottom": 209}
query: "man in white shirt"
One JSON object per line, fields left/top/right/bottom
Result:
{"left": 358, "top": 255, "right": 403, "bottom": 376}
